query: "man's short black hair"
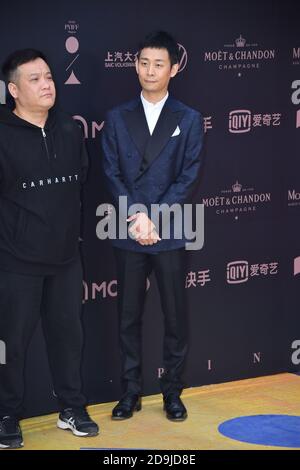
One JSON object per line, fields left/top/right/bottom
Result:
{"left": 137, "top": 31, "right": 180, "bottom": 66}
{"left": 1, "top": 48, "right": 49, "bottom": 84}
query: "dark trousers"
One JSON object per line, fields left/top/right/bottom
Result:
{"left": 114, "top": 248, "right": 187, "bottom": 398}
{"left": 0, "top": 257, "right": 86, "bottom": 417}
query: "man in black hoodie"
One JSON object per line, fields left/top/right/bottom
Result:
{"left": 0, "top": 49, "right": 99, "bottom": 448}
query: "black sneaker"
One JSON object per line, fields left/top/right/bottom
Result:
{"left": 0, "top": 416, "right": 24, "bottom": 449}
{"left": 57, "top": 407, "right": 99, "bottom": 437}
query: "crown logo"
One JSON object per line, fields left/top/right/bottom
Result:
{"left": 235, "top": 35, "right": 246, "bottom": 48}
{"left": 232, "top": 181, "right": 242, "bottom": 192}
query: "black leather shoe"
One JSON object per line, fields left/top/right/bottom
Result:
{"left": 112, "top": 394, "right": 141, "bottom": 420}
{"left": 163, "top": 394, "right": 187, "bottom": 421}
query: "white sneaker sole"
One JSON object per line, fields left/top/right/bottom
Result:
{"left": 0, "top": 440, "right": 24, "bottom": 449}
{"left": 57, "top": 418, "right": 98, "bottom": 437}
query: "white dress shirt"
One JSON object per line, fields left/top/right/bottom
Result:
{"left": 140, "top": 92, "right": 169, "bottom": 135}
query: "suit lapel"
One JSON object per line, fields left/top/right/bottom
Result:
{"left": 136, "top": 102, "right": 184, "bottom": 180}
{"left": 121, "top": 101, "right": 150, "bottom": 158}
{"left": 121, "top": 97, "right": 185, "bottom": 180}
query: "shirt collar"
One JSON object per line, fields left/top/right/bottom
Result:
{"left": 140, "top": 91, "right": 169, "bottom": 111}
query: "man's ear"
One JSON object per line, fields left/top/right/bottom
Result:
{"left": 170, "top": 63, "right": 179, "bottom": 78}
{"left": 135, "top": 59, "right": 139, "bottom": 75}
{"left": 8, "top": 82, "right": 18, "bottom": 99}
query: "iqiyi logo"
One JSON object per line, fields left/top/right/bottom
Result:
{"left": 0, "top": 340, "right": 6, "bottom": 365}
{"left": 0, "top": 80, "right": 6, "bottom": 104}
{"left": 291, "top": 339, "right": 300, "bottom": 365}
{"left": 291, "top": 80, "right": 300, "bottom": 128}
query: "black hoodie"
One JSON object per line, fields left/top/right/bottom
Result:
{"left": 0, "top": 105, "right": 88, "bottom": 274}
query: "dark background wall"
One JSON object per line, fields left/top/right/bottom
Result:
{"left": 0, "top": 0, "right": 299, "bottom": 417}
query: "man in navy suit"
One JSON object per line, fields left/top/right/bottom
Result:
{"left": 102, "top": 31, "right": 204, "bottom": 421}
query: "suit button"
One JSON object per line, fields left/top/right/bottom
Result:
{"left": 135, "top": 185, "right": 139, "bottom": 190}
{"left": 127, "top": 153, "right": 132, "bottom": 158}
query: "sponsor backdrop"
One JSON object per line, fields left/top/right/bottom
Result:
{"left": 0, "top": 0, "right": 299, "bottom": 417}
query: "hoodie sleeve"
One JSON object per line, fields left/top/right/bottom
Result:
{"left": 73, "top": 118, "right": 89, "bottom": 184}
{"left": 0, "top": 149, "right": 3, "bottom": 189}
{"left": 80, "top": 138, "right": 89, "bottom": 183}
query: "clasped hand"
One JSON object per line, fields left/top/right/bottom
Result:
{"left": 127, "top": 213, "right": 161, "bottom": 246}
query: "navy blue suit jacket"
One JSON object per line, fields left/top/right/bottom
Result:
{"left": 101, "top": 95, "right": 204, "bottom": 252}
